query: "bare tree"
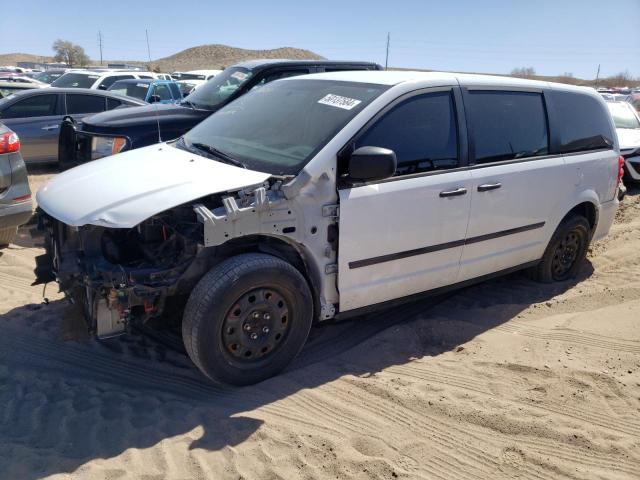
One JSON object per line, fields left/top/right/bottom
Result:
{"left": 510, "top": 67, "right": 536, "bottom": 78}
{"left": 52, "top": 39, "right": 90, "bottom": 67}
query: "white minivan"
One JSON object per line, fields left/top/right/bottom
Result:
{"left": 37, "top": 71, "right": 621, "bottom": 385}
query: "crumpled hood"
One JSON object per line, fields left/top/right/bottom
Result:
{"left": 617, "top": 128, "right": 640, "bottom": 151}
{"left": 37, "top": 143, "right": 270, "bottom": 228}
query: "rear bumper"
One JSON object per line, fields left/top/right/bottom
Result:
{"left": 593, "top": 199, "right": 618, "bottom": 242}
{"left": 0, "top": 200, "right": 33, "bottom": 230}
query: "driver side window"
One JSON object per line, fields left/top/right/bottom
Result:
{"left": 355, "top": 91, "right": 459, "bottom": 176}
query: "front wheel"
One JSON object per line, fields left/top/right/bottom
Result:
{"left": 531, "top": 215, "right": 591, "bottom": 283}
{"left": 182, "top": 253, "right": 313, "bottom": 386}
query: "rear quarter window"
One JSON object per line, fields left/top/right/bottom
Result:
{"left": 550, "top": 90, "right": 615, "bottom": 153}
{"left": 106, "top": 98, "right": 122, "bottom": 109}
{"left": 66, "top": 94, "right": 106, "bottom": 114}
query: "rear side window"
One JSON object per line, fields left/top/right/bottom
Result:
{"left": 551, "top": 91, "right": 615, "bottom": 153}
{"left": 1, "top": 94, "right": 58, "bottom": 118}
{"left": 107, "top": 98, "right": 122, "bottom": 109}
{"left": 466, "top": 91, "right": 549, "bottom": 164}
{"left": 355, "top": 91, "right": 459, "bottom": 175}
{"left": 99, "top": 75, "right": 135, "bottom": 90}
{"left": 66, "top": 94, "right": 106, "bottom": 114}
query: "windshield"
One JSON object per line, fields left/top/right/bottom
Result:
{"left": 182, "top": 67, "right": 253, "bottom": 109}
{"left": 182, "top": 79, "right": 388, "bottom": 175}
{"left": 608, "top": 102, "right": 640, "bottom": 129}
{"left": 108, "top": 81, "right": 149, "bottom": 100}
{"left": 34, "top": 71, "right": 63, "bottom": 84}
{"left": 52, "top": 72, "right": 100, "bottom": 88}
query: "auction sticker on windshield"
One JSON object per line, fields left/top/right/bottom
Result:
{"left": 231, "top": 71, "right": 249, "bottom": 81}
{"left": 318, "top": 94, "right": 362, "bottom": 110}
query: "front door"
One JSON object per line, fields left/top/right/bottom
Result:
{"left": 338, "top": 88, "right": 472, "bottom": 312}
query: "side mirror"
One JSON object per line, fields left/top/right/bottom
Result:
{"left": 347, "top": 146, "right": 397, "bottom": 182}
{"left": 97, "top": 84, "right": 107, "bottom": 90}
{"left": 148, "top": 94, "right": 161, "bottom": 104}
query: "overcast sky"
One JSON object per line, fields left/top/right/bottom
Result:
{"left": 1, "top": 0, "right": 638, "bottom": 79}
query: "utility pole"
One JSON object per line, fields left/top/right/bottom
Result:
{"left": 595, "top": 64, "right": 601, "bottom": 88}
{"left": 385, "top": 32, "right": 390, "bottom": 70}
{"left": 98, "top": 30, "right": 103, "bottom": 66}
{"left": 145, "top": 29, "right": 152, "bottom": 65}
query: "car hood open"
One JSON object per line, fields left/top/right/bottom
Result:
{"left": 37, "top": 143, "right": 270, "bottom": 228}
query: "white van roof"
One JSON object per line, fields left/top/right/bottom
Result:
{"left": 287, "top": 70, "right": 597, "bottom": 95}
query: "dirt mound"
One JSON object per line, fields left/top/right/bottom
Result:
{"left": 152, "top": 44, "right": 325, "bottom": 71}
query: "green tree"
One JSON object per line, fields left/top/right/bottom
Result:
{"left": 52, "top": 39, "right": 90, "bottom": 67}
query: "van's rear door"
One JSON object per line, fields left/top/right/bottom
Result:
{"left": 457, "top": 88, "right": 572, "bottom": 282}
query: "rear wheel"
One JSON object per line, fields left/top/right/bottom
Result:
{"left": 182, "top": 253, "right": 313, "bottom": 386}
{"left": 0, "top": 227, "right": 17, "bottom": 248}
{"left": 531, "top": 215, "right": 591, "bottom": 283}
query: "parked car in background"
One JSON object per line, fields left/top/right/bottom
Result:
{"left": 107, "top": 79, "right": 182, "bottom": 104}
{"left": 628, "top": 93, "right": 640, "bottom": 112}
{"left": 37, "top": 71, "right": 620, "bottom": 385}
{"left": 59, "top": 60, "right": 382, "bottom": 167}
{"left": 0, "top": 88, "right": 146, "bottom": 164}
{"left": 32, "top": 69, "right": 68, "bottom": 84}
{"left": 0, "top": 124, "right": 32, "bottom": 247}
{"left": 172, "top": 69, "right": 222, "bottom": 81}
{"left": 0, "top": 66, "right": 27, "bottom": 74}
{"left": 0, "top": 80, "right": 46, "bottom": 99}
{"left": 51, "top": 70, "right": 157, "bottom": 90}
{"left": 176, "top": 79, "right": 206, "bottom": 96}
{"left": 174, "top": 71, "right": 223, "bottom": 96}
{"left": 0, "top": 76, "right": 48, "bottom": 88}
{"left": 606, "top": 100, "right": 640, "bottom": 183}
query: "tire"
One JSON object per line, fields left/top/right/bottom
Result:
{"left": 531, "top": 215, "right": 591, "bottom": 283}
{"left": 0, "top": 227, "right": 17, "bottom": 248}
{"left": 182, "top": 253, "right": 313, "bottom": 386}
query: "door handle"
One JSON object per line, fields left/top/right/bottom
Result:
{"left": 477, "top": 182, "right": 502, "bottom": 192}
{"left": 41, "top": 124, "right": 59, "bottom": 131}
{"left": 439, "top": 187, "right": 468, "bottom": 198}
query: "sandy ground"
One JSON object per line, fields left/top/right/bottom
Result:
{"left": 1, "top": 169, "right": 639, "bottom": 480}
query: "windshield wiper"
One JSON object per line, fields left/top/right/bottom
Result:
{"left": 190, "top": 142, "right": 247, "bottom": 169}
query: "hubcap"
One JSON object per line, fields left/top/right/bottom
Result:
{"left": 551, "top": 230, "right": 581, "bottom": 279}
{"left": 222, "top": 288, "right": 290, "bottom": 361}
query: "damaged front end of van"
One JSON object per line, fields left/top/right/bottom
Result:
{"left": 33, "top": 143, "right": 319, "bottom": 338}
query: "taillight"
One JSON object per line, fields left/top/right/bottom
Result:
{"left": 0, "top": 131, "right": 20, "bottom": 154}
{"left": 618, "top": 155, "right": 625, "bottom": 185}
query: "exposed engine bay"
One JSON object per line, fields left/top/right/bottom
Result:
{"left": 37, "top": 199, "right": 213, "bottom": 337}
{"left": 35, "top": 177, "right": 339, "bottom": 338}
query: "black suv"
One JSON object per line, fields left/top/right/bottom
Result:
{"left": 59, "top": 60, "right": 382, "bottom": 168}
